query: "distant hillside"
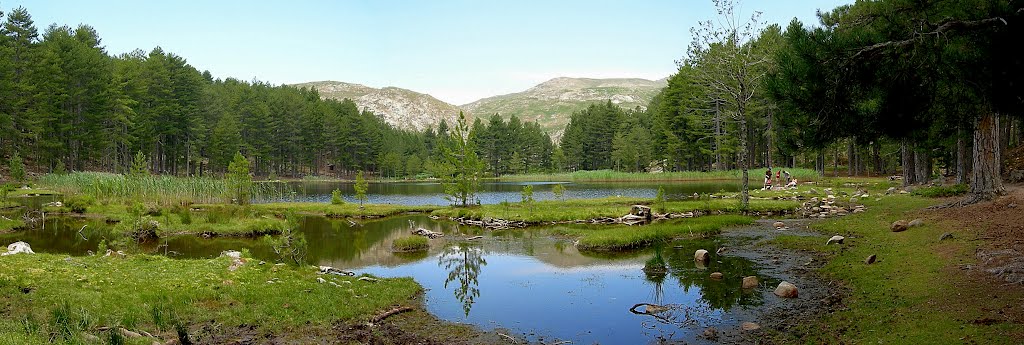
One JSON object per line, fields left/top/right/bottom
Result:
{"left": 461, "top": 77, "right": 667, "bottom": 139}
{"left": 291, "top": 81, "right": 462, "bottom": 132}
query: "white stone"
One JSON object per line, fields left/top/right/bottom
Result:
{"left": 694, "top": 249, "right": 710, "bottom": 262}
{"left": 826, "top": 235, "right": 845, "bottom": 245}
{"left": 774, "top": 281, "right": 799, "bottom": 298}
{"left": 2, "top": 242, "right": 34, "bottom": 256}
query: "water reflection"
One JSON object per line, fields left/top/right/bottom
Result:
{"left": 266, "top": 180, "right": 740, "bottom": 205}
{"left": 439, "top": 243, "right": 487, "bottom": 316}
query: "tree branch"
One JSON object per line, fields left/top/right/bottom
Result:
{"left": 852, "top": 12, "right": 1019, "bottom": 59}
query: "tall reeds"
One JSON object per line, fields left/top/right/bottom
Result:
{"left": 38, "top": 172, "right": 285, "bottom": 205}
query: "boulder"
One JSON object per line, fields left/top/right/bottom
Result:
{"left": 740, "top": 322, "right": 761, "bottom": 331}
{"left": 694, "top": 249, "right": 710, "bottom": 263}
{"left": 220, "top": 250, "right": 242, "bottom": 259}
{"left": 702, "top": 327, "right": 718, "bottom": 340}
{"left": 2, "top": 241, "right": 34, "bottom": 256}
{"left": 120, "top": 328, "right": 142, "bottom": 338}
{"left": 886, "top": 187, "right": 897, "bottom": 195}
{"left": 316, "top": 277, "right": 326, "bottom": 284}
{"left": 742, "top": 276, "right": 759, "bottom": 289}
{"left": 773, "top": 221, "right": 785, "bottom": 229}
{"left": 865, "top": 254, "right": 877, "bottom": 264}
{"left": 826, "top": 235, "right": 844, "bottom": 245}
{"left": 710, "top": 272, "right": 723, "bottom": 280}
{"left": 908, "top": 219, "right": 924, "bottom": 228}
{"left": 774, "top": 281, "right": 799, "bottom": 298}
{"left": 891, "top": 220, "right": 909, "bottom": 232}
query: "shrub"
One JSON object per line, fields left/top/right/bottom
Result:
{"left": 331, "top": 189, "right": 344, "bottom": 205}
{"left": 392, "top": 236, "right": 429, "bottom": 252}
{"left": 912, "top": 184, "right": 968, "bottom": 198}
{"left": 64, "top": 194, "right": 96, "bottom": 213}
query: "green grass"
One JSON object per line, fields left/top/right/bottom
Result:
{"left": 551, "top": 215, "right": 753, "bottom": 251}
{"left": 251, "top": 202, "right": 439, "bottom": 218}
{"left": 392, "top": 236, "right": 430, "bottom": 252}
{"left": 499, "top": 168, "right": 821, "bottom": 182}
{"left": 7, "top": 187, "right": 60, "bottom": 197}
{"left": 912, "top": 184, "right": 969, "bottom": 197}
{"left": 43, "top": 202, "right": 288, "bottom": 238}
{"left": 664, "top": 198, "right": 801, "bottom": 214}
{"left": 38, "top": 172, "right": 285, "bottom": 205}
{"left": 432, "top": 197, "right": 646, "bottom": 222}
{"left": 0, "top": 216, "right": 24, "bottom": 232}
{"left": 762, "top": 193, "right": 1021, "bottom": 344}
{"left": 0, "top": 253, "right": 420, "bottom": 344}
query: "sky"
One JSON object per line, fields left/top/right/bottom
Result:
{"left": 6, "top": 0, "right": 850, "bottom": 105}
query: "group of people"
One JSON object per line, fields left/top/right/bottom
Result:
{"left": 763, "top": 168, "right": 797, "bottom": 190}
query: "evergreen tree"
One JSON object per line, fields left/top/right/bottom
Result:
{"left": 226, "top": 152, "right": 251, "bottom": 205}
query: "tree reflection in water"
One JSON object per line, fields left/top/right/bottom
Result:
{"left": 439, "top": 242, "right": 487, "bottom": 316}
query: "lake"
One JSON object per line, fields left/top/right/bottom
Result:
{"left": 1, "top": 214, "right": 769, "bottom": 344}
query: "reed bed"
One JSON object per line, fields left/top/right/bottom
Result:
{"left": 38, "top": 172, "right": 285, "bottom": 205}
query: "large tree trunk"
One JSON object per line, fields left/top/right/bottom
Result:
{"left": 969, "top": 112, "right": 1005, "bottom": 200}
{"left": 872, "top": 141, "right": 883, "bottom": 176}
{"left": 901, "top": 139, "right": 916, "bottom": 186}
{"left": 739, "top": 117, "right": 749, "bottom": 209}
{"left": 816, "top": 149, "right": 825, "bottom": 176}
{"left": 847, "top": 140, "right": 854, "bottom": 177}
{"left": 914, "top": 149, "right": 930, "bottom": 184}
{"left": 956, "top": 127, "right": 969, "bottom": 185}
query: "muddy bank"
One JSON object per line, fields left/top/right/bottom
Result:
{"left": 710, "top": 219, "right": 845, "bottom": 344}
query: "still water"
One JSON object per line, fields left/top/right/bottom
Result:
{"left": 2, "top": 214, "right": 767, "bottom": 344}
{"left": 269, "top": 180, "right": 740, "bottom": 205}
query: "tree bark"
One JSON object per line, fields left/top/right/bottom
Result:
{"left": 901, "top": 139, "right": 916, "bottom": 186}
{"left": 847, "top": 140, "right": 854, "bottom": 177}
{"left": 914, "top": 149, "right": 930, "bottom": 184}
{"left": 956, "top": 127, "right": 968, "bottom": 185}
{"left": 969, "top": 112, "right": 1005, "bottom": 200}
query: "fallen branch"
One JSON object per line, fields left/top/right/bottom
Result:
{"left": 498, "top": 333, "right": 518, "bottom": 344}
{"left": 370, "top": 306, "right": 414, "bottom": 323}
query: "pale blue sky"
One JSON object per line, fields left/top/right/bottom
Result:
{"left": 6, "top": 0, "right": 848, "bottom": 104}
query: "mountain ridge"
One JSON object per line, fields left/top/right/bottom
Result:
{"left": 291, "top": 77, "right": 667, "bottom": 137}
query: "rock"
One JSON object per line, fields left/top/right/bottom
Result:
{"left": 2, "top": 241, "right": 34, "bottom": 256}
{"left": 850, "top": 197, "right": 858, "bottom": 203}
{"left": 826, "top": 235, "right": 845, "bottom": 245}
{"left": 742, "top": 276, "right": 759, "bottom": 289}
{"left": 319, "top": 266, "right": 355, "bottom": 276}
{"left": 740, "top": 322, "right": 761, "bottom": 331}
{"left": 774, "top": 281, "right": 799, "bottom": 298}
{"left": 358, "top": 276, "right": 379, "bottom": 283}
{"left": 220, "top": 250, "right": 242, "bottom": 259}
{"left": 908, "top": 219, "right": 924, "bottom": 228}
{"left": 120, "top": 328, "right": 142, "bottom": 338}
{"left": 773, "top": 221, "right": 785, "bottom": 229}
{"left": 316, "top": 277, "right": 326, "bottom": 283}
{"left": 939, "top": 232, "right": 954, "bottom": 241}
{"left": 710, "top": 272, "right": 723, "bottom": 280}
{"left": 886, "top": 187, "right": 897, "bottom": 195}
{"left": 812, "top": 207, "right": 821, "bottom": 213}
{"left": 865, "top": 254, "right": 877, "bottom": 264}
{"left": 694, "top": 249, "right": 710, "bottom": 262}
{"left": 702, "top": 327, "right": 718, "bottom": 340}
{"left": 81, "top": 332, "right": 100, "bottom": 343}
{"left": 853, "top": 208, "right": 865, "bottom": 214}
{"left": 891, "top": 220, "right": 909, "bottom": 232}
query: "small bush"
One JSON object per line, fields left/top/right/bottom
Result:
{"left": 392, "top": 236, "right": 430, "bottom": 252}
{"left": 331, "top": 189, "right": 344, "bottom": 205}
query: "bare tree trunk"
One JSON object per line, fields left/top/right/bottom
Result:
{"left": 872, "top": 141, "right": 882, "bottom": 176}
{"left": 914, "top": 149, "right": 930, "bottom": 184}
{"left": 816, "top": 149, "right": 825, "bottom": 176}
{"left": 739, "top": 116, "right": 749, "bottom": 209}
{"left": 901, "top": 139, "right": 916, "bottom": 186}
{"left": 956, "top": 127, "right": 968, "bottom": 185}
{"left": 969, "top": 112, "right": 1005, "bottom": 201}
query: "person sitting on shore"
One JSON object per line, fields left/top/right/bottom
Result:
{"left": 763, "top": 169, "right": 773, "bottom": 190}
{"left": 786, "top": 178, "right": 798, "bottom": 188}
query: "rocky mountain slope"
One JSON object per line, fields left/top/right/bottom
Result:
{"left": 293, "top": 77, "right": 667, "bottom": 138}
{"left": 461, "top": 77, "right": 667, "bottom": 139}
{"left": 291, "top": 81, "right": 462, "bottom": 132}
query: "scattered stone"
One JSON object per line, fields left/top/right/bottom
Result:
{"left": 316, "top": 277, "right": 326, "bottom": 284}
{"left": 740, "top": 322, "right": 761, "bottom": 331}
{"left": 319, "top": 266, "right": 355, "bottom": 276}
{"left": 710, "top": 272, "right": 723, "bottom": 280}
{"left": 358, "top": 276, "right": 379, "bottom": 283}
{"left": 694, "top": 249, "right": 710, "bottom": 262}
{"left": 826, "top": 235, "right": 845, "bottom": 245}
{"left": 865, "top": 254, "right": 877, "bottom": 264}
{"left": 220, "top": 250, "right": 242, "bottom": 259}
{"left": 120, "top": 328, "right": 142, "bottom": 338}
{"left": 716, "top": 247, "right": 727, "bottom": 255}
{"left": 329, "top": 281, "right": 341, "bottom": 287}
{"left": 850, "top": 197, "right": 858, "bottom": 203}
{"left": 908, "top": 219, "right": 925, "bottom": 228}
{"left": 742, "top": 276, "right": 759, "bottom": 289}
{"left": 886, "top": 187, "right": 897, "bottom": 195}
{"left": 702, "top": 327, "right": 718, "bottom": 340}
{"left": 774, "top": 281, "right": 799, "bottom": 298}
{"left": 2, "top": 241, "right": 34, "bottom": 256}
{"left": 773, "top": 221, "right": 785, "bottom": 229}
{"left": 891, "top": 220, "right": 909, "bottom": 232}
{"left": 939, "top": 232, "right": 954, "bottom": 241}
{"left": 104, "top": 249, "right": 127, "bottom": 258}
{"left": 258, "top": 261, "right": 266, "bottom": 265}
{"left": 81, "top": 332, "right": 100, "bottom": 343}
{"left": 411, "top": 227, "right": 444, "bottom": 239}
{"left": 266, "top": 280, "right": 274, "bottom": 284}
